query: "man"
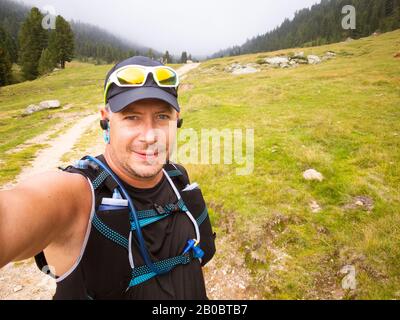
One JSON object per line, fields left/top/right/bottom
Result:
{"left": 0, "top": 56, "right": 216, "bottom": 300}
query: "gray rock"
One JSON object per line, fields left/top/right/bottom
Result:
{"left": 292, "top": 51, "right": 305, "bottom": 59}
{"left": 232, "top": 66, "right": 259, "bottom": 75}
{"left": 303, "top": 169, "right": 324, "bottom": 181}
{"left": 39, "top": 100, "right": 61, "bottom": 109}
{"left": 13, "top": 285, "right": 23, "bottom": 293}
{"left": 23, "top": 104, "right": 41, "bottom": 115}
{"left": 22, "top": 100, "right": 61, "bottom": 116}
{"left": 264, "top": 56, "right": 289, "bottom": 66}
{"left": 307, "top": 55, "right": 321, "bottom": 64}
{"left": 310, "top": 200, "right": 322, "bottom": 213}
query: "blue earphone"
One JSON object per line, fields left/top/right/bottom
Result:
{"left": 100, "top": 120, "right": 110, "bottom": 144}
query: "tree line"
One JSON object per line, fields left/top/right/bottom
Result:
{"left": 0, "top": 0, "right": 188, "bottom": 87}
{"left": 211, "top": 0, "right": 400, "bottom": 58}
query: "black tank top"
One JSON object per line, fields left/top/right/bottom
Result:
{"left": 35, "top": 155, "right": 216, "bottom": 300}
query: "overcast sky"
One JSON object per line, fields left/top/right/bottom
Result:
{"left": 20, "top": 0, "right": 319, "bottom": 57}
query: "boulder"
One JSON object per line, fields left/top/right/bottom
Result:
{"left": 292, "top": 51, "right": 305, "bottom": 59}
{"left": 264, "top": 56, "right": 289, "bottom": 67}
{"left": 307, "top": 55, "right": 321, "bottom": 64}
{"left": 232, "top": 66, "right": 259, "bottom": 75}
{"left": 39, "top": 100, "right": 61, "bottom": 109}
{"left": 22, "top": 100, "right": 61, "bottom": 116}
{"left": 303, "top": 169, "right": 324, "bottom": 182}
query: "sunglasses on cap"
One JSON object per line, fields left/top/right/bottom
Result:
{"left": 104, "top": 65, "right": 180, "bottom": 104}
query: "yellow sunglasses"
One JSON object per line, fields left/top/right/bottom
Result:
{"left": 104, "top": 65, "right": 179, "bottom": 104}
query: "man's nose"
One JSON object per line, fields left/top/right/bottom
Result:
{"left": 139, "top": 118, "right": 158, "bottom": 144}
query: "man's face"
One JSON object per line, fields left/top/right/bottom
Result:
{"left": 104, "top": 99, "right": 178, "bottom": 179}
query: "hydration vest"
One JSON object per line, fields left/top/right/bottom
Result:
{"left": 35, "top": 154, "right": 216, "bottom": 300}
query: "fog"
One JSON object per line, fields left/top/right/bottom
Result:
{"left": 20, "top": 0, "right": 319, "bottom": 57}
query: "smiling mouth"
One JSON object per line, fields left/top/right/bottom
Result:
{"left": 133, "top": 150, "right": 160, "bottom": 158}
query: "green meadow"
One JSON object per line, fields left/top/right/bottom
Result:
{"left": 0, "top": 30, "right": 399, "bottom": 299}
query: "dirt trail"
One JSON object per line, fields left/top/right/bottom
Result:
{"left": 0, "top": 63, "right": 259, "bottom": 300}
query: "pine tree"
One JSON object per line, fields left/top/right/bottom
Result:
{"left": 38, "top": 48, "right": 56, "bottom": 75}
{"left": 180, "top": 51, "right": 187, "bottom": 63}
{"left": 48, "top": 15, "right": 74, "bottom": 69}
{"left": 18, "top": 7, "right": 48, "bottom": 80}
{"left": 163, "top": 50, "right": 171, "bottom": 64}
{"left": 0, "top": 27, "right": 12, "bottom": 86}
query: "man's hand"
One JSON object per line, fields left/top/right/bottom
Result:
{"left": 0, "top": 171, "right": 92, "bottom": 268}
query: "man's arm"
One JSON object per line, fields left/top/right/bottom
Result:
{"left": 0, "top": 171, "right": 92, "bottom": 268}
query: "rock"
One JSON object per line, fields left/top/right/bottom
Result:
{"left": 310, "top": 200, "right": 322, "bottom": 213}
{"left": 292, "top": 51, "right": 305, "bottom": 59}
{"left": 307, "top": 55, "right": 321, "bottom": 64}
{"left": 264, "top": 56, "right": 289, "bottom": 67}
{"left": 345, "top": 37, "right": 354, "bottom": 42}
{"left": 23, "top": 104, "right": 41, "bottom": 115}
{"left": 344, "top": 196, "right": 374, "bottom": 212}
{"left": 39, "top": 100, "right": 61, "bottom": 109}
{"left": 13, "top": 285, "right": 23, "bottom": 292}
{"left": 372, "top": 32, "right": 380, "bottom": 37}
{"left": 232, "top": 66, "right": 259, "bottom": 75}
{"left": 225, "top": 63, "right": 242, "bottom": 73}
{"left": 22, "top": 100, "right": 61, "bottom": 116}
{"left": 303, "top": 169, "right": 324, "bottom": 182}
{"left": 394, "top": 52, "right": 400, "bottom": 58}
{"left": 322, "top": 51, "right": 337, "bottom": 61}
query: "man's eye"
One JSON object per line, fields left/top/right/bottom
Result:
{"left": 157, "top": 114, "right": 170, "bottom": 120}
{"left": 125, "top": 116, "right": 139, "bottom": 120}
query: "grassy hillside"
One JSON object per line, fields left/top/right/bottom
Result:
{"left": 0, "top": 61, "right": 109, "bottom": 184}
{"left": 180, "top": 30, "right": 400, "bottom": 299}
{"left": 0, "top": 30, "right": 399, "bottom": 299}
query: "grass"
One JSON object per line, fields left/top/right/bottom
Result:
{"left": 1, "top": 30, "right": 399, "bottom": 299}
{"left": 178, "top": 29, "right": 400, "bottom": 299}
{"left": 0, "top": 61, "right": 110, "bottom": 183}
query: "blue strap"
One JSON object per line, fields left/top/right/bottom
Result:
{"left": 166, "top": 169, "right": 183, "bottom": 177}
{"left": 196, "top": 207, "right": 209, "bottom": 226}
{"left": 135, "top": 198, "right": 187, "bottom": 219}
{"left": 128, "top": 207, "right": 210, "bottom": 288}
{"left": 129, "top": 252, "right": 192, "bottom": 287}
{"left": 92, "top": 214, "right": 129, "bottom": 250}
{"left": 92, "top": 171, "right": 109, "bottom": 190}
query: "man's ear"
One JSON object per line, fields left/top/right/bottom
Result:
{"left": 100, "top": 106, "right": 110, "bottom": 130}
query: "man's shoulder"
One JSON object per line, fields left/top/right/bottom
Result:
{"left": 167, "top": 162, "right": 190, "bottom": 182}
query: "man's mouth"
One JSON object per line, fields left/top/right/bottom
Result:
{"left": 133, "top": 150, "right": 160, "bottom": 160}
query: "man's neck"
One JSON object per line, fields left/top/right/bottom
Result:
{"left": 103, "top": 151, "right": 163, "bottom": 189}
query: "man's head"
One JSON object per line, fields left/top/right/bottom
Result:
{"left": 100, "top": 56, "right": 180, "bottom": 181}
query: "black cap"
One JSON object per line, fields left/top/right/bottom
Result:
{"left": 104, "top": 56, "right": 180, "bottom": 113}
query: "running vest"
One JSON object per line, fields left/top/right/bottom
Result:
{"left": 35, "top": 154, "right": 216, "bottom": 300}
